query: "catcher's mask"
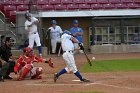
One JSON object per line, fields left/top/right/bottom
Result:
{"left": 23, "top": 47, "right": 33, "bottom": 57}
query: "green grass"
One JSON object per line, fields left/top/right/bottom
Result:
{"left": 81, "top": 59, "right": 140, "bottom": 72}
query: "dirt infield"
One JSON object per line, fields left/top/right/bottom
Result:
{"left": 1, "top": 53, "right": 140, "bottom": 93}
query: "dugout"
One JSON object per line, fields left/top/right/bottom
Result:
{"left": 15, "top": 9, "right": 140, "bottom": 54}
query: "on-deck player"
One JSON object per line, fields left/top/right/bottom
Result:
{"left": 54, "top": 31, "right": 90, "bottom": 82}
{"left": 24, "top": 12, "right": 42, "bottom": 57}
{"left": 48, "top": 20, "right": 63, "bottom": 54}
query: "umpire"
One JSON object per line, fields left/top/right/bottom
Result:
{"left": 0, "top": 37, "right": 15, "bottom": 81}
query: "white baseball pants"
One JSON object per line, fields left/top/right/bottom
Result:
{"left": 62, "top": 51, "right": 78, "bottom": 73}
{"left": 28, "top": 32, "right": 41, "bottom": 48}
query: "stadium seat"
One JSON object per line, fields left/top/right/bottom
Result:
{"left": 121, "top": 0, "right": 133, "bottom": 4}
{"left": 73, "top": 0, "right": 85, "bottom": 4}
{"left": 41, "top": 5, "right": 54, "bottom": 11}
{"left": 30, "top": 5, "right": 42, "bottom": 11}
{"left": 85, "top": 0, "right": 97, "bottom": 4}
{"left": 134, "top": 0, "right": 140, "bottom": 3}
{"left": 127, "top": 3, "right": 140, "bottom": 9}
{"left": 67, "top": 4, "right": 79, "bottom": 10}
{"left": 49, "top": 0, "right": 61, "bottom": 5}
{"left": 12, "top": 1, "right": 24, "bottom": 6}
{"left": 24, "top": 0, "right": 37, "bottom": 5}
{"left": 109, "top": 0, "right": 121, "bottom": 4}
{"left": 10, "top": 11, "right": 16, "bottom": 23}
{"left": 1, "top": 0, "right": 12, "bottom": 5}
{"left": 61, "top": 0, "right": 73, "bottom": 4}
{"left": 37, "top": 0, "right": 48, "bottom": 5}
{"left": 115, "top": 4, "right": 128, "bottom": 9}
{"left": 103, "top": 4, "right": 116, "bottom": 9}
{"left": 17, "top": 5, "right": 28, "bottom": 11}
{"left": 78, "top": 4, "right": 92, "bottom": 10}
{"left": 54, "top": 4, "right": 67, "bottom": 10}
{"left": 4, "top": 5, "right": 16, "bottom": 15}
{"left": 97, "top": 0, "right": 109, "bottom": 4}
{"left": 91, "top": 4, "right": 103, "bottom": 9}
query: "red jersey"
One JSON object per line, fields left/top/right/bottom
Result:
{"left": 14, "top": 54, "right": 43, "bottom": 72}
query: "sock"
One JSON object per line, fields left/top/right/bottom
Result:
{"left": 20, "top": 67, "right": 30, "bottom": 78}
{"left": 57, "top": 68, "right": 67, "bottom": 77}
{"left": 74, "top": 71, "right": 83, "bottom": 81}
{"left": 38, "top": 46, "right": 42, "bottom": 54}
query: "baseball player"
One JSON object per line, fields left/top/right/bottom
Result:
{"left": 14, "top": 47, "right": 54, "bottom": 81}
{"left": 24, "top": 12, "right": 42, "bottom": 57}
{"left": 48, "top": 20, "right": 63, "bottom": 54}
{"left": 54, "top": 31, "right": 90, "bottom": 82}
{"left": 70, "top": 20, "right": 84, "bottom": 54}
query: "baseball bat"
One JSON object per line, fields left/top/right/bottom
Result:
{"left": 83, "top": 50, "right": 92, "bottom": 66}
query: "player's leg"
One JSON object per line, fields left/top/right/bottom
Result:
{"left": 30, "top": 67, "right": 43, "bottom": 79}
{"left": 65, "top": 52, "right": 89, "bottom": 82}
{"left": 19, "top": 64, "right": 33, "bottom": 80}
{"left": 51, "top": 39, "right": 57, "bottom": 54}
{"left": 0, "top": 63, "right": 9, "bottom": 81}
{"left": 54, "top": 52, "right": 70, "bottom": 82}
{"left": 5, "top": 61, "right": 15, "bottom": 79}
{"left": 34, "top": 33, "right": 42, "bottom": 57}
{"left": 28, "top": 34, "right": 35, "bottom": 48}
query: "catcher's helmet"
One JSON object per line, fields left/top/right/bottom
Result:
{"left": 73, "top": 20, "right": 79, "bottom": 24}
{"left": 51, "top": 20, "right": 57, "bottom": 25}
{"left": 23, "top": 47, "right": 33, "bottom": 53}
{"left": 25, "top": 12, "right": 31, "bottom": 19}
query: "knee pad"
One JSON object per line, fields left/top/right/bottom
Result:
{"left": 36, "top": 67, "right": 42, "bottom": 74}
{"left": 25, "top": 64, "right": 33, "bottom": 70}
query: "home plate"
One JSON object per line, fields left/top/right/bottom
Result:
{"left": 72, "top": 80, "right": 81, "bottom": 82}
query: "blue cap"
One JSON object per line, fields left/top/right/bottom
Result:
{"left": 73, "top": 20, "right": 79, "bottom": 24}
{"left": 51, "top": 20, "right": 57, "bottom": 25}
{"left": 63, "top": 30, "right": 71, "bottom": 35}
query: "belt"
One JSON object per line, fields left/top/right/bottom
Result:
{"left": 63, "top": 50, "right": 73, "bottom": 53}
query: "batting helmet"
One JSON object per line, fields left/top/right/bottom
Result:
{"left": 51, "top": 20, "right": 57, "bottom": 25}
{"left": 63, "top": 30, "right": 71, "bottom": 35}
{"left": 25, "top": 12, "right": 31, "bottom": 19}
{"left": 73, "top": 20, "right": 79, "bottom": 24}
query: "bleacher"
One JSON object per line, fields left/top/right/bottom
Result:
{"left": 0, "top": 0, "right": 140, "bottom": 23}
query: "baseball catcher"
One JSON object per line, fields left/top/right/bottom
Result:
{"left": 14, "top": 47, "right": 54, "bottom": 81}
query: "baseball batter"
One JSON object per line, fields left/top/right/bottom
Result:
{"left": 54, "top": 31, "right": 90, "bottom": 82}
{"left": 48, "top": 20, "right": 63, "bottom": 54}
{"left": 14, "top": 47, "right": 53, "bottom": 80}
{"left": 24, "top": 12, "right": 42, "bottom": 57}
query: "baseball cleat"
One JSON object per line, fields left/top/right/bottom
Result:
{"left": 81, "top": 78, "right": 90, "bottom": 82}
{"left": 54, "top": 73, "right": 58, "bottom": 82}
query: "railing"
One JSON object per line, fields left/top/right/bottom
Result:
{"left": 0, "top": 11, "right": 6, "bottom": 23}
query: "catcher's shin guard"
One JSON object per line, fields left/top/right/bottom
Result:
{"left": 31, "top": 67, "right": 42, "bottom": 80}
{"left": 19, "top": 65, "right": 32, "bottom": 80}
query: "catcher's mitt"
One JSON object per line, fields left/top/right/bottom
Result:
{"left": 45, "top": 58, "right": 54, "bottom": 68}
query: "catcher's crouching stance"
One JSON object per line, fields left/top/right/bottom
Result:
{"left": 14, "top": 47, "right": 54, "bottom": 81}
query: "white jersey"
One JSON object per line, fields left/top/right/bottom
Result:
{"left": 49, "top": 25, "right": 63, "bottom": 39}
{"left": 25, "top": 17, "right": 38, "bottom": 34}
{"left": 61, "top": 34, "right": 74, "bottom": 51}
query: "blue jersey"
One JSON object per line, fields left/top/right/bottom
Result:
{"left": 70, "top": 27, "right": 83, "bottom": 43}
